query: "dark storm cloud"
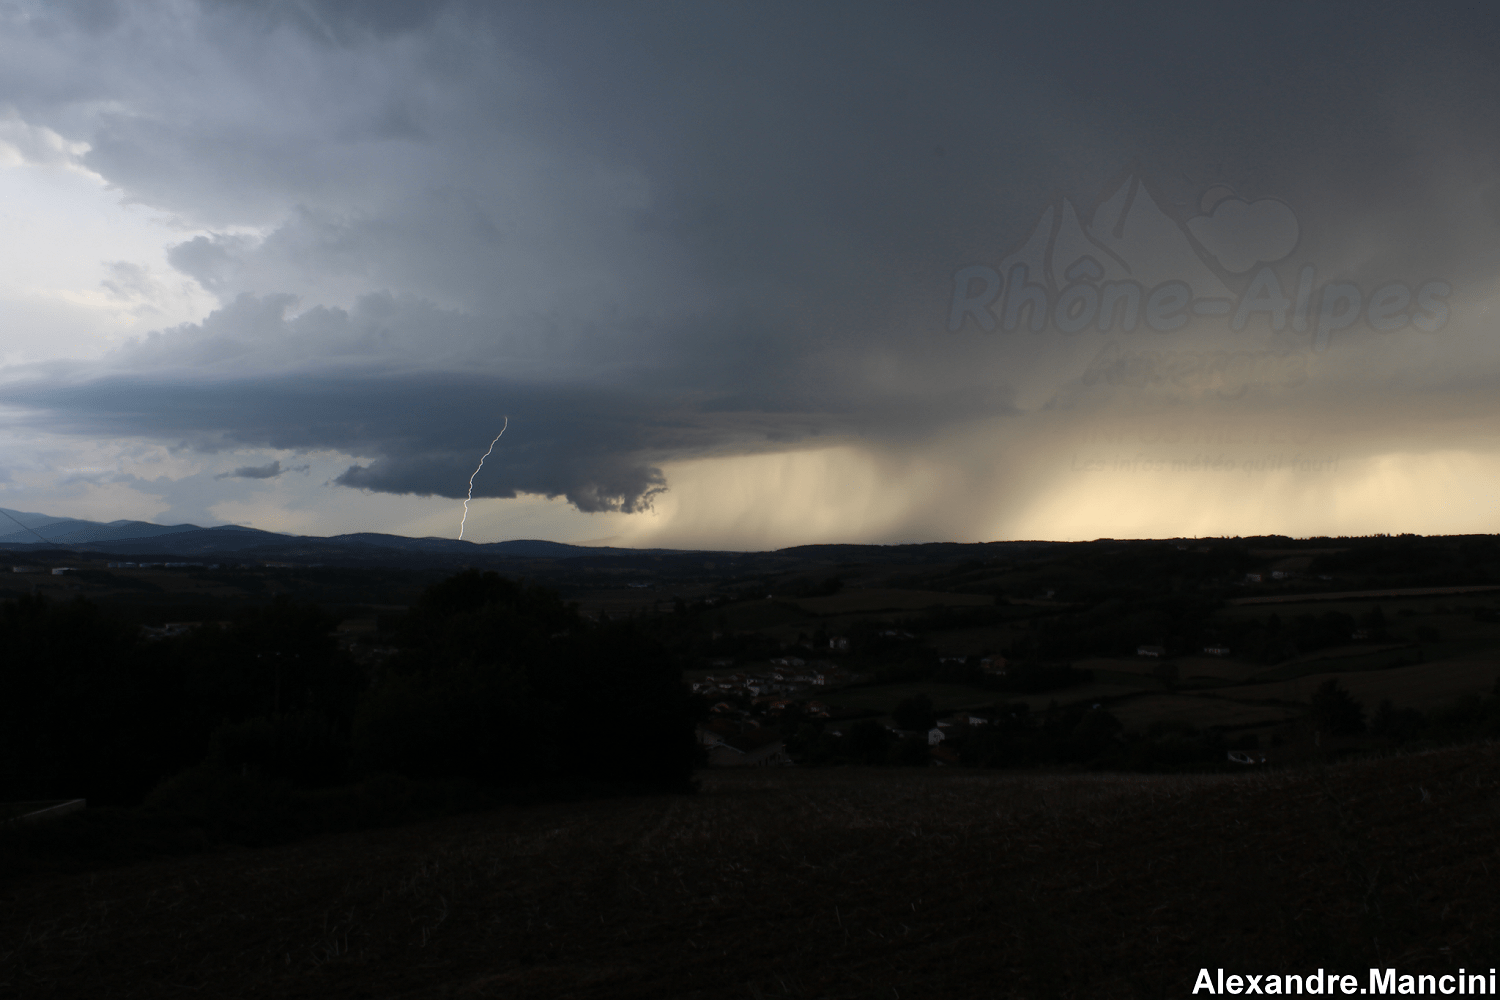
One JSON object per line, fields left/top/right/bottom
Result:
{"left": 0, "top": 290, "right": 1011, "bottom": 510}
{"left": 212, "top": 459, "right": 310, "bottom": 480}
{"left": 215, "top": 460, "right": 283, "bottom": 480}
{"left": 4, "top": 367, "right": 671, "bottom": 512}
{"left": 4, "top": 1, "right": 1500, "bottom": 514}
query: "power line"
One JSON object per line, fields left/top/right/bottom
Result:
{"left": 0, "top": 507, "right": 61, "bottom": 547}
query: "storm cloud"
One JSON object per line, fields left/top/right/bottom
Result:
{"left": 216, "top": 460, "right": 284, "bottom": 481}
{"left": 2, "top": 1, "right": 1500, "bottom": 541}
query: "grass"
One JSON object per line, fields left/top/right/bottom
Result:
{"left": 1218, "top": 656, "right": 1500, "bottom": 712}
{"left": 1108, "top": 692, "right": 1302, "bottom": 731}
{"left": 924, "top": 624, "right": 1025, "bottom": 656}
{"left": 1078, "top": 655, "right": 1257, "bottom": 682}
{"left": 6, "top": 748, "right": 1500, "bottom": 997}
{"left": 1229, "top": 584, "right": 1500, "bottom": 605}
{"left": 1081, "top": 666, "right": 1166, "bottom": 687}
{"left": 828, "top": 681, "right": 994, "bottom": 718}
{"left": 792, "top": 588, "right": 995, "bottom": 615}
{"left": 718, "top": 599, "right": 814, "bottom": 631}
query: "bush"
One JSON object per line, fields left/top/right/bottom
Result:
{"left": 1369, "top": 700, "right": 1425, "bottom": 741}
{"left": 984, "top": 661, "right": 1090, "bottom": 694}
{"left": 1069, "top": 707, "right": 1123, "bottom": 759}
{"left": 892, "top": 694, "right": 935, "bottom": 732}
{"left": 933, "top": 658, "right": 975, "bottom": 684}
{"left": 142, "top": 764, "right": 298, "bottom": 846}
{"left": 846, "top": 720, "right": 893, "bottom": 765}
{"left": 891, "top": 733, "right": 931, "bottom": 767}
{"left": 358, "top": 570, "right": 697, "bottom": 792}
{"left": 209, "top": 711, "right": 352, "bottom": 787}
{"left": 1310, "top": 679, "right": 1365, "bottom": 736}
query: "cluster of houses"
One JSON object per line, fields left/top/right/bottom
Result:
{"left": 1243, "top": 570, "right": 1297, "bottom": 583}
{"left": 140, "top": 622, "right": 198, "bottom": 641}
{"left": 1243, "top": 570, "right": 1335, "bottom": 584}
{"left": 690, "top": 658, "right": 864, "bottom": 700}
{"left": 696, "top": 709, "right": 1000, "bottom": 768}
{"left": 1137, "top": 644, "right": 1232, "bottom": 657}
{"left": 920, "top": 713, "right": 996, "bottom": 764}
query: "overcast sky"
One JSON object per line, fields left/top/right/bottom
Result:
{"left": 1, "top": 1, "right": 1498, "bottom": 548}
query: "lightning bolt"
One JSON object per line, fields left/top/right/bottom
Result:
{"left": 459, "top": 416, "right": 507, "bottom": 540}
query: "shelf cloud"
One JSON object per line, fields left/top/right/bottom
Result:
{"left": 1, "top": 2, "right": 1499, "bottom": 543}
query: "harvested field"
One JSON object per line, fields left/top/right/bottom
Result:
{"left": 999, "top": 681, "right": 1147, "bottom": 711}
{"left": 1255, "top": 643, "right": 1416, "bottom": 674}
{"left": 793, "top": 589, "right": 995, "bottom": 615}
{"left": 1229, "top": 584, "right": 1500, "bottom": 606}
{"left": 1220, "top": 657, "right": 1500, "bottom": 711}
{"left": 1084, "top": 656, "right": 1256, "bottom": 682}
{"left": 1173, "top": 656, "right": 1258, "bottom": 681}
{"left": 925, "top": 626, "right": 1021, "bottom": 656}
{"left": 828, "top": 680, "right": 1148, "bottom": 719}
{"left": 6, "top": 747, "right": 1500, "bottom": 998}
{"left": 1108, "top": 692, "right": 1301, "bottom": 731}
{"left": 827, "top": 682, "right": 997, "bottom": 716}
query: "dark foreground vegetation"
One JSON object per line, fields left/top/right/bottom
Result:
{"left": 5, "top": 745, "right": 1500, "bottom": 998}
{"left": 770, "top": 674, "right": 1500, "bottom": 774}
{"left": 8, "top": 532, "right": 1500, "bottom": 868}
{"left": 6, "top": 536, "right": 1500, "bottom": 995}
{"left": 0, "top": 570, "right": 697, "bottom": 863}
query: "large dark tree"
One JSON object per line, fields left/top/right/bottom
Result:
{"left": 1310, "top": 679, "right": 1366, "bottom": 736}
{"left": 354, "top": 569, "right": 696, "bottom": 791}
{"left": 892, "top": 694, "right": 935, "bottom": 732}
{"left": 0, "top": 595, "right": 162, "bottom": 803}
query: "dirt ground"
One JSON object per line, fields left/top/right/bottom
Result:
{"left": 5, "top": 748, "right": 1500, "bottom": 999}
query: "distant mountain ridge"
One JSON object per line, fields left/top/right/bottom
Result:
{"left": 0, "top": 507, "right": 1053, "bottom": 568}
{"left": 0, "top": 508, "right": 657, "bottom": 561}
{"left": 0, "top": 509, "right": 213, "bottom": 547}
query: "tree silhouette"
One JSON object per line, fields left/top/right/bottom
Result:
{"left": 1310, "top": 679, "right": 1365, "bottom": 736}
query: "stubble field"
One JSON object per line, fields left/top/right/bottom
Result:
{"left": 5, "top": 746, "right": 1500, "bottom": 999}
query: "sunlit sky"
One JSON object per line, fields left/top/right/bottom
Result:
{"left": 2, "top": 2, "right": 1499, "bottom": 549}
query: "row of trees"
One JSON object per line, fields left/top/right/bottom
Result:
{"left": 1016, "top": 603, "right": 1430, "bottom": 665}
{"left": 1308, "top": 676, "right": 1500, "bottom": 744}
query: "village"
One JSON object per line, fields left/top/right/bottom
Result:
{"left": 689, "top": 640, "right": 1018, "bottom": 767}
